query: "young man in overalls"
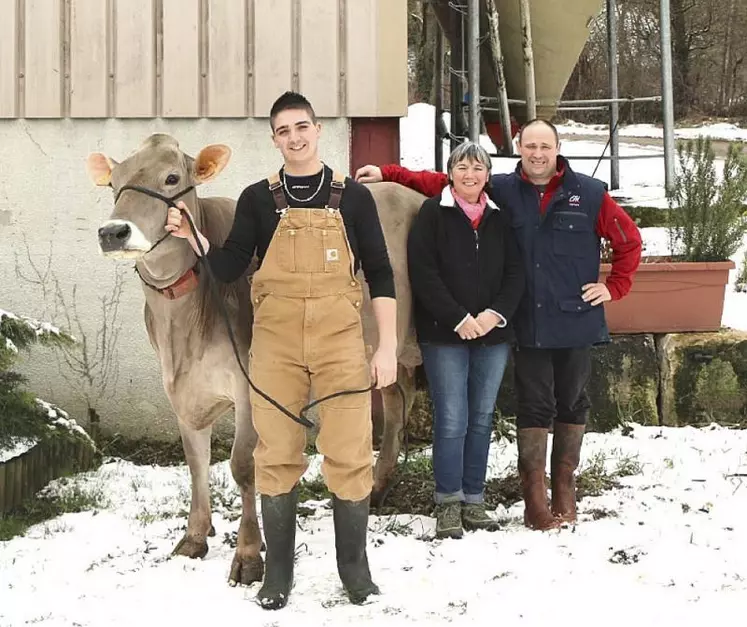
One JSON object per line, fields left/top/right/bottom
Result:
{"left": 166, "top": 91, "right": 398, "bottom": 609}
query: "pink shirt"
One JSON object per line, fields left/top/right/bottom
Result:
{"left": 452, "top": 189, "right": 487, "bottom": 229}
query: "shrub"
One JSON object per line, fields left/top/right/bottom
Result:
{"left": 666, "top": 138, "right": 747, "bottom": 262}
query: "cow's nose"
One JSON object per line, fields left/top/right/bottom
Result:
{"left": 98, "top": 223, "right": 131, "bottom": 252}
{"left": 98, "top": 223, "right": 131, "bottom": 241}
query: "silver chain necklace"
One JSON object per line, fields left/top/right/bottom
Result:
{"left": 282, "top": 165, "right": 326, "bottom": 203}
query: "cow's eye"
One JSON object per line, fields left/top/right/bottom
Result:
{"left": 165, "top": 174, "right": 180, "bottom": 186}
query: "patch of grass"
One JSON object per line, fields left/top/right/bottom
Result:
{"left": 492, "top": 411, "right": 516, "bottom": 444}
{"left": 371, "top": 515, "right": 425, "bottom": 538}
{"left": 615, "top": 454, "right": 643, "bottom": 478}
{"left": 586, "top": 507, "right": 619, "bottom": 520}
{"left": 484, "top": 473, "right": 523, "bottom": 509}
{"left": 0, "top": 479, "right": 109, "bottom": 541}
{"left": 374, "top": 447, "right": 642, "bottom": 516}
{"left": 576, "top": 451, "right": 642, "bottom": 499}
{"left": 135, "top": 511, "right": 164, "bottom": 526}
{"left": 95, "top": 432, "right": 233, "bottom": 466}
{"left": 298, "top": 476, "right": 332, "bottom": 502}
{"left": 371, "top": 454, "right": 435, "bottom": 516}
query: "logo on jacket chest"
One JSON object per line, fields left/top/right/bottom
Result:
{"left": 568, "top": 194, "right": 581, "bottom": 207}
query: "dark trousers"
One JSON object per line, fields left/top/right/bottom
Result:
{"left": 513, "top": 346, "right": 592, "bottom": 430}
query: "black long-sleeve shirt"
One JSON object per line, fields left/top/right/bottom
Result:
{"left": 206, "top": 165, "right": 396, "bottom": 299}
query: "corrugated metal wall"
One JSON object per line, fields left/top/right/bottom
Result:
{"left": 0, "top": 0, "right": 407, "bottom": 119}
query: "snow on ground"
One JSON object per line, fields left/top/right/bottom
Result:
{"left": 558, "top": 120, "right": 747, "bottom": 143}
{"left": 2, "top": 424, "right": 747, "bottom": 626}
{"left": 0, "top": 438, "right": 37, "bottom": 463}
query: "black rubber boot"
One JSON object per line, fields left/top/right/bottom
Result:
{"left": 333, "top": 494, "right": 380, "bottom": 605}
{"left": 256, "top": 486, "right": 298, "bottom": 610}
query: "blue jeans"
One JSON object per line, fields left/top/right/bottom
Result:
{"left": 420, "top": 342, "right": 511, "bottom": 505}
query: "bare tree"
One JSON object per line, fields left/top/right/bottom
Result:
{"left": 14, "top": 239, "right": 125, "bottom": 439}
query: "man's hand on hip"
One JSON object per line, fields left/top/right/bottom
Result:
{"left": 582, "top": 282, "right": 612, "bottom": 306}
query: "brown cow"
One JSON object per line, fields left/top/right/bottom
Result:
{"left": 86, "top": 134, "right": 425, "bottom": 585}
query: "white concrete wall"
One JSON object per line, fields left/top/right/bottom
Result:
{"left": 0, "top": 118, "right": 350, "bottom": 441}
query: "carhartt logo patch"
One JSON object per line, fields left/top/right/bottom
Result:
{"left": 326, "top": 249, "right": 339, "bottom": 262}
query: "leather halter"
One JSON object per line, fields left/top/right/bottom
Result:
{"left": 116, "top": 183, "right": 200, "bottom": 300}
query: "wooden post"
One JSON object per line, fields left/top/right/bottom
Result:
{"left": 0, "top": 463, "right": 7, "bottom": 515}
{"left": 485, "top": 0, "right": 513, "bottom": 154}
{"left": 519, "top": 0, "right": 537, "bottom": 120}
{"left": 27, "top": 446, "right": 36, "bottom": 496}
{"left": 12, "top": 456, "right": 24, "bottom": 510}
{"left": 34, "top": 443, "right": 44, "bottom": 493}
{"left": 6, "top": 458, "right": 17, "bottom": 511}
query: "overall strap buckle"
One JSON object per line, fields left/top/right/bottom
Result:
{"left": 267, "top": 173, "right": 289, "bottom": 216}
{"left": 326, "top": 171, "right": 345, "bottom": 212}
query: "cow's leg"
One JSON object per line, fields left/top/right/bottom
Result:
{"left": 228, "top": 390, "right": 265, "bottom": 586}
{"left": 173, "top": 421, "right": 213, "bottom": 559}
{"left": 372, "top": 364, "right": 417, "bottom": 507}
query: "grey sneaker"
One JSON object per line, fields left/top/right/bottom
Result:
{"left": 435, "top": 502, "right": 463, "bottom": 539}
{"left": 462, "top": 503, "right": 501, "bottom": 532}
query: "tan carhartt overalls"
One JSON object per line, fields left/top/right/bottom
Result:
{"left": 249, "top": 171, "right": 373, "bottom": 501}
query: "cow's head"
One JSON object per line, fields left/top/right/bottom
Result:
{"left": 88, "top": 134, "right": 231, "bottom": 260}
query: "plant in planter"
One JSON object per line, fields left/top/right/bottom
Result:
{"left": 600, "top": 137, "right": 747, "bottom": 333}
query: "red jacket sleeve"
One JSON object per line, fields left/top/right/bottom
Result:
{"left": 595, "top": 192, "right": 642, "bottom": 300}
{"left": 381, "top": 165, "right": 449, "bottom": 198}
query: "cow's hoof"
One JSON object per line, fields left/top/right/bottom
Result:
{"left": 172, "top": 534, "right": 209, "bottom": 559}
{"left": 371, "top": 483, "right": 389, "bottom": 509}
{"left": 228, "top": 552, "right": 265, "bottom": 586}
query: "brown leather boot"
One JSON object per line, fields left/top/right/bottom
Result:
{"left": 551, "top": 423, "right": 585, "bottom": 523}
{"left": 517, "top": 428, "right": 561, "bottom": 530}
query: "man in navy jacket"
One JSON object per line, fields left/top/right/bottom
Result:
{"left": 356, "top": 119, "right": 642, "bottom": 530}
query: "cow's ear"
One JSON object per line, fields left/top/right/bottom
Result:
{"left": 86, "top": 153, "right": 117, "bottom": 186}
{"left": 193, "top": 144, "right": 232, "bottom": 184}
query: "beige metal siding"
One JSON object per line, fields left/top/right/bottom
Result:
{"left": 206, "top": 0, "right": 247, "bottom": 117}
{"left": 346, "top": 0, "right": 378, "bottom": 116}
{"left": 70, "top": 0, "right": 109, "bottom": 118}
{"left": 376, "top": 0, "right": 407, "bottom": 116}
{"left": 114, "top": 0, "right": 156, "bottom": 117}
{"left": 299, "top": 0, "right": 340, "bottom": 117}
{"left": 0, "top": 0, "right": 406, "bottom": 119}
{"left": 253, "top": 0, "right": 294, "bottom": 116}
{"left": 162, "top": 0, "right": 201, "bottom": 118}
{"left": 24, "top": 0, "right": 63, "bottom": 118}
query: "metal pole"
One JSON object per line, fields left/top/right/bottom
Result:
{"left": 467, "top": 0, "right": 480, "bottom": 142}
{"left": 498, "top": 96, "right": 661, "bottom": 106}
{"left": 660, "top": 0, "right": 676, "bottom": 193}
{"left": 435, "top": 26, "right": 444, "bottom": 172}
{"left": 519, "top": 0, "right": 537, "bottom": 119}
{"left": 485, "top": 0, "right": 513, "bottom": 155}
{"left": 607, "top": 0, "right": 620, "bottom": 190}
{"left": 449, "top": 6, "right": 464, "bottom": 152}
